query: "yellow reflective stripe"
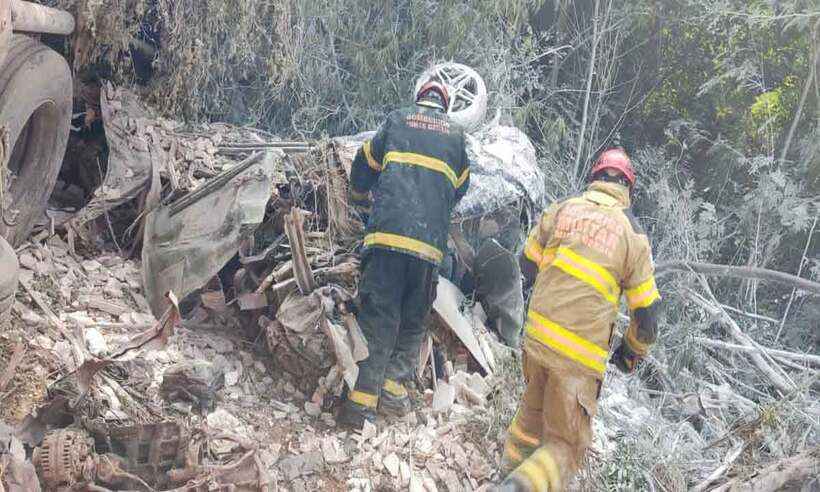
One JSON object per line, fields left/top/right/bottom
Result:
{"left": 349, "top": 390, "right": 378, "bottom": 408}
{"left": 456, "top": 168, "right": 469, "bottom": 188}
{"left": 552, "top": 247, "right": 620, "bottom": 305}
{"left": 524, "top": 238, "right": 543, "bottom": 264}
{"left": 515, "top": 460, "right": 550, "bottom": 492}
{"left": 510, "top": 420, "right": 540, "bottom": 448}
{"left": 538, "top": 247, "right": 557, "bottom": 271}
{"left": 384, "top": 151, "right": 458, "bottom": 187}
{"left": 364, "top": 232, "right": 443, "bottom": 263}
{"left": 363, "top": 141, "right": 381, "bottom": 171}
{"left": 626, "top": 276, "right": 660, "bottom": 310}
{"left": 526, "top": 311, "right": 607, "bottom": 374}
{"left": 558, "top": 247, "right": 619, "bottom": 291}
{"left": 531, "top": 449, "right": 562, "bottom": 490}
{"left": 382, "top": 378, "right": 407, "bottom": 397}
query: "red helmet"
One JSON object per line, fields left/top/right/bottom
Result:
{"left": 416, "top": 80, "right": 450, "bottom": 111}
{"left": 590, "top": 148, "right": 636, "bottom": 187}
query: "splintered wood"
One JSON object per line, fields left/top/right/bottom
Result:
{"left": 284, "top": 208, "right": 316, "bottom": 294}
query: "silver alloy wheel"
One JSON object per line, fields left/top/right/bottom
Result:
{"left": 415, "top": 63, "right": 488, "bottom": 131}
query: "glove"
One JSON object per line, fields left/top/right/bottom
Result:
{"left": 611, "top": 341, "right": 642, "bottom": 374}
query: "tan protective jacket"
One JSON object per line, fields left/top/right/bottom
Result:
{"left": 522, "top": 181, "right": 660, "bottom": 379}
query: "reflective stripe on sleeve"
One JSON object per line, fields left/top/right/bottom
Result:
{"left": 349, "top": 390, "right": 378, "bottom": 408}
{"left": 551, "top": 247, "right": 621, "bottom": 305}
{"left": 625, "top": 276, "right": 660, "bottom": 310}
{"left": 364, "top": 232, "right": 443, "bottom": 264}
{"left": 525, "top": 310, "right": 608, "bottom": 375}
{"left": 363, "top": 141, "right": 381, "bottom": 171}
{"left": 383, "top": 151, "right": 459, "bottom": 187}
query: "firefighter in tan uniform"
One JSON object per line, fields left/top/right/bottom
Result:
{"left": 498, "top": 149, "right": 661, "bottom": 491}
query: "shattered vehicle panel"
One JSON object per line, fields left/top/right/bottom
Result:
{"left": 331, "top": 123, "right": 548, "bottom": 220}
{"left": 432, "top": 277, "right": 492, "bottom": 375}
{"left": 141, "top": 151, "right": 283, "bottom": 316}
{"left": 67, "top": 83, "right": 155, "bottom": 227}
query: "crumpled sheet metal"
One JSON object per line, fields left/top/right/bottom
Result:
{"left": 432, "top": 276, "right": 492, "bottom": 375}
{"left": 141, "top": 151, "right": 283, "bottom": 316}
{"left": 69, "top": 83, "right": 155, "bottom": 226}
{"left": 331, "top": 123, "right": 547, "bottom": 219}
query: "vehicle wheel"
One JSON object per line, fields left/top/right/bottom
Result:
{"left": 0, "top": 34, "right": 72, "bottom": 247}
{"left": 415, "top": 62, "right": 488, "bottom": 131}
{"left": 0, "top": 235, "right": 18, "bottom": 321}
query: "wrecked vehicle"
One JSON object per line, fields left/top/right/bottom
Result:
{"left": 0, "top": 1, "right": 75, "bottom": 321}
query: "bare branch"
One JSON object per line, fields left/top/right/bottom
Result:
{"left": 693, "top": 337, "right": 820, "bottom": 367}
{"left": 656, "top": 261, "right": 820, "bottom": 295}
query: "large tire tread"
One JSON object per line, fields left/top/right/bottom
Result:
{"left": 0, "top": 34, "right": 72, "bottom": 247}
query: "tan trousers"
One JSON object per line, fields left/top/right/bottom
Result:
{"left": 501, "top": 351, "right": 601, "bottom": 491}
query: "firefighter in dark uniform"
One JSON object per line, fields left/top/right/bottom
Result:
{"left": 337, "top": 80, "right": 470, "bottom": 428}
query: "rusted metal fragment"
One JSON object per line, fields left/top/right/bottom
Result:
{"left": 141, "top": 151, "right": 282, "bottom": 316}
{"left": 32, "top": 428, "right": 94, "bottom": 490}
{"left": 283, "top": 208, "right": 315, "bottom": 294}
{"left": 431, "top": 277, "right": 491, "bottom": 376}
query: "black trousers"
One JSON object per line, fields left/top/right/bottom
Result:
{"left": 353, "top": 249, "right": 438, "bottom": 402}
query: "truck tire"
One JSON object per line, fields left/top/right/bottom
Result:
{"left": 0, "top": 34, "right": 71, "bottom": 247}
{"left": 0, "top": 235, "right": 17, "bottom": 321}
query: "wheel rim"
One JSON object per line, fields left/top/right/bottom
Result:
{"left": 416, "top": 63, "right": 487, "bottom": 130}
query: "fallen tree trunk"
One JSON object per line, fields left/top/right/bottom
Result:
{"left": 655, "top": 261, "right": 820, "bottom": 295}
{"left": 711, "top": 445, "right": 819, "bottom": 492}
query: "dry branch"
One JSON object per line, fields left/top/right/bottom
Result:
{"left": 656, "top": 261, "right": 820, "bottom": 295}
{"left": 694, "top": 337, "right": 820, "bottom": 367}
{"left": 710, "top": 445, "right": 819, "bottom": 492}
{"left": 688, "top": 286, "right": 796, "bottom": 394}
{"left": 692, "top": 442, "right": 745, "bottom": 492}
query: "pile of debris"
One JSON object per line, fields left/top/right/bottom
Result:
{"left": 2, "top": 81, "right": 527, "bottom": 490}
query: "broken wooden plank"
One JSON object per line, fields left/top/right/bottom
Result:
{"left": 283, "top": 209, "right": 315, "bottom": 294}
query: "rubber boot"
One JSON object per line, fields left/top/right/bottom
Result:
{"left": 379, "top": 392, "right": 413, "bottom": 417}
{"left": 337, "top": 399, "right": 376, "bottom": 429}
